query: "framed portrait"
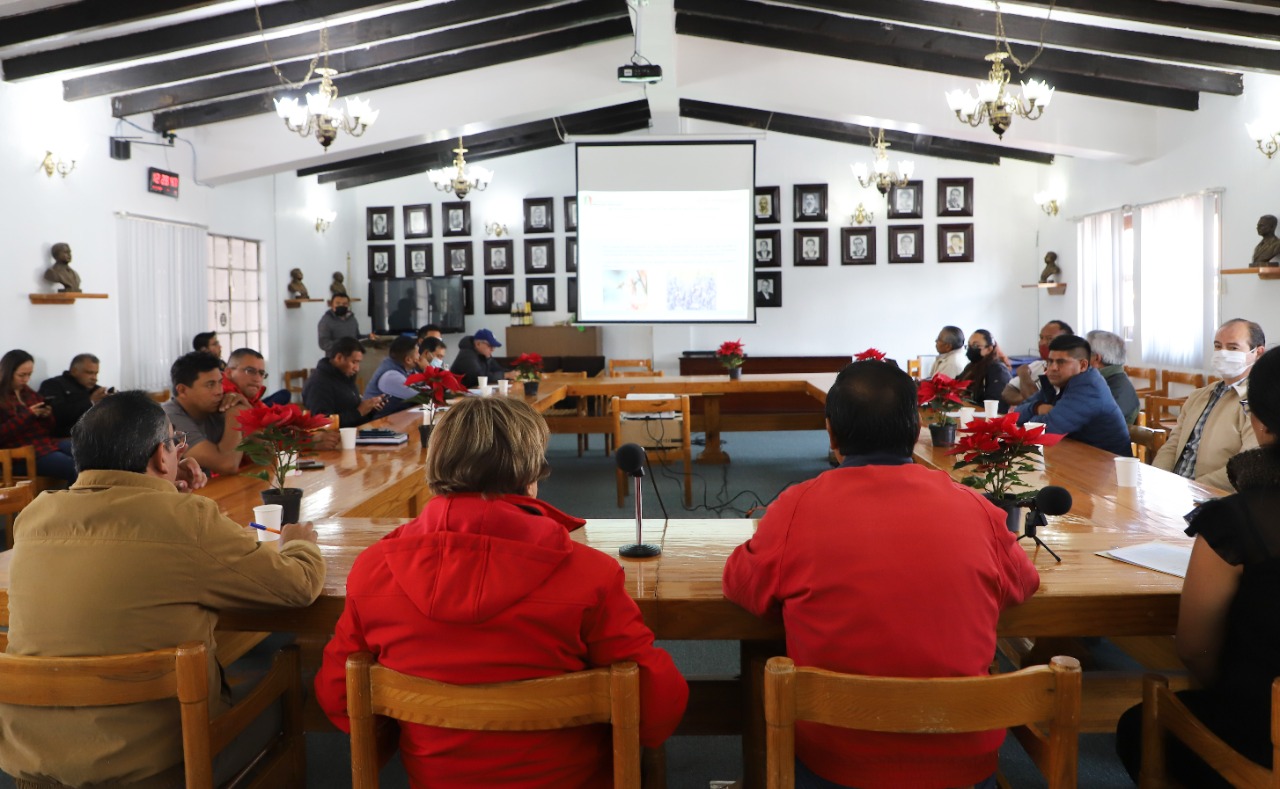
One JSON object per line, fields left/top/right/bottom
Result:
{"left": 755, "top": 186, "right": 780, "bottom": 224}
{"left": 755, "top": 271, "right": 782, "bottom": 308}
{"left": 441, "top": 202, "right": 470, "bottom": 237}
{"left": 523, "top": 197, "right": 554, "bottom": 234}
{"left": 888, "top": 225, "right": 925, "bottom": 263}
{"left": 793, "top": 184, "right": 828, "bottom": 222}
{"left": 840, "top": 227, "right": 876, "bottom": 266}
{"left": 404, "top": 244, "right": 432, "bottom": 277}
{"left": 887, "top": 180, "right": 924, "bottom": 220}
{"left": 566, "top": 236, "right": 577, "bottom": 273}
{"left": 366, "top": 207, "right": 394, "bottom": 241}
{"left": 484, "top": 278, "right": 514, "bottom": 315}
{"left": 443, "top": 242, "right": 473, "bottom": 276}
{"left": 754, "top": 229, "right": 781, "bottom": 268}
{"left": 483, "top": 240, "right": 514, "bottom": 275}
{"left": 567, "top": 276, "right": 578, "bottom": 314}
{"left": 367, "top": 245, "right": 396, "bottom": 278}
{"left": 524, "top": 238, "right": 555, "bottom": 274}
{"left": 937, "top": 178, "right": 974, "bottom": 217}
{"left": 793, "top": 228, "right": 828, "bottom": 266}
{"left": 526, "top": 277, "right": 556, "bottom": 311}
{"left": 462, "top": 279, "right": 473, "bottom": 316}
{"left": 403, "top": 204, "right": 431, "bottom": 238}
{"left": 937, "top": 223, "right": 975, "bottom": 263}
{"left": 564, "top": 197, "right": 578, "bottom": 232}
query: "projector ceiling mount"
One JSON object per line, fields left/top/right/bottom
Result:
{"left": 618, "top": 0, "right": 663, "bottom": 84}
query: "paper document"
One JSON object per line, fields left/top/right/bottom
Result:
{"left": 1097, "top": 542, "right": 1192, "bottom": 578}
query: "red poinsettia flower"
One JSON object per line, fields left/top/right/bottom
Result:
{"left": 235, "top": 403, "right": 331, "bottom": 491}
{"left": 855, "top": 348, "right": 886, "bottom": 361}
{"left": 947, "top": 413, "right": 1065, "bottom": 499}
{"left": 716, "top": 340, "right": 746, "bottom": 369}
{"left": 406, "top": 367, "right": 468, "bottom": 405}
{"left": 512, "top": 353, "right": 544, "bottom": 380}
{"left": 917, "top": 374, "right": 972, "bottom": 424}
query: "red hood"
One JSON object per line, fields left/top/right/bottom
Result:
{"left": 381, "top": 493, "right": 587, "bottom": 625}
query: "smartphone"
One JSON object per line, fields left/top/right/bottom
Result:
{"left": 297, "top": 459, "right": 325, "bottom": 470}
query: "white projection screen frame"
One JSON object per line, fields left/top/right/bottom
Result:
{"left": 575, "top": 140, "right": 756, "bottom": 324}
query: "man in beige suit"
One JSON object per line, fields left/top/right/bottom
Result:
{"left": 1153, "top": 319, "right": 1265, "bottom": 491}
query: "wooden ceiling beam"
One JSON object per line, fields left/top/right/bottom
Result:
{"left": 0, "top": 0, "right": 223, "bottom": 49}
{"left": 1010, "top": 0, "right": 1280, "bottom": 43}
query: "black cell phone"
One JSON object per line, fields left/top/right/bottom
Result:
{"left": 297, "top": 459, "right": 325, "bottom": 470}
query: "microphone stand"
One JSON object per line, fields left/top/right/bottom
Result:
{"left": 618, "top": 465, "right": 661, "bottom": 558}
{"left": 1018, "top": 509, "right": 1061, "bottom": 562}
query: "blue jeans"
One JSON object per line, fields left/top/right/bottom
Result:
{"left": 796, "top": 759, "right": 999, "bottom": 789}
{"left": 35, "top": 439, "right": 76, "bottom": 484}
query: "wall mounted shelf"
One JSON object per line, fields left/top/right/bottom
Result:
{"left": 29, "top": 293, "right": 109, "bottom": 305}
{"left": 284, "top": 298, "right": 323, "bottom": 309}
{"left": 1221, "top": 267, "right": 1280, "bottom": 280}
{"left": 1021, "top": 282, "right": 1068, "bottom": 296}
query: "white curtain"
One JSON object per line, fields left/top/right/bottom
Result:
{"left": 1137, "top": 194, "right": 1217, "bottom": 369}
{"left": 116, "top": 215, "right": 208, "bottom": 391}
{"left": 1077, "top": 210, "right": 1123, "bottom": 334}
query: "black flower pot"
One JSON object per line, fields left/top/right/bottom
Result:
{"left": 524, "top": 380, "right": 540, "bottom": 397}
{"left": 260, "top": 487, "right": 303, "bottom": 525}
{"left": 928, "top": 422, "right": 957, "bottom": 447}
{"left": 985, "top": 493, "right": 1023, "bottom": 533}
{"left": 418, "top": 424, "right": 433, "bottom": 449}
{"left": 728, "top": 366, "right": 742, "bottom": 381}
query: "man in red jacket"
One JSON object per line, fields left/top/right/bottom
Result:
{"left": 723, "top": 360, "right": 1040, "bottom": 789}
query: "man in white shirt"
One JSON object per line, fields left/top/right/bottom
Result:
{"left": 930, "top": 326, "right": 966, "bottom": 379}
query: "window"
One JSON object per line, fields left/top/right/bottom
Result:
{"left": 207, "top": 235, "right": 265, "bottom": 353}
{"left": 1078, "top": 192, "right": 1220, "bottom": 369}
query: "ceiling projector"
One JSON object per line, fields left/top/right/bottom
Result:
{"left": 618, "top": 64, "right": 663, "bottom": 84}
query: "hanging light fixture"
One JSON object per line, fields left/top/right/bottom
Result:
{"left": 428, "top": 138, "right": 493, "bottom": 200}
{"left": 851, "top": 129, "right": 914, "bottom": 195}
{"left": 944, "top": 3, "right": 1054, "bottom": 139}
{"left": 273, "top": 68, "right": 378, "bottom": 150}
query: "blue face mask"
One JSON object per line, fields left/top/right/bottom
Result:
{"left": 429, "top": 357, "right": 445, "bottom": 369}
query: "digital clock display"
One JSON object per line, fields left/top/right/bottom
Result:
{"left": 147, "top": 167, "right": 179, "bottom": 198}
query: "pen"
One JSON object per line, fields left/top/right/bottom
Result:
{"left": 248, "top": 522, "right": 281, "bottom": 534}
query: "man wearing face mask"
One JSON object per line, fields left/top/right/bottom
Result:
{"left": 317, "top": 293, "right": 377, "bottom": 354}
{"left": 1154, "top": 319, "right": 1265, "bottom": 491}
{"left": 419, "top": 337, "right": 448, "bottom": 370}
{"left": 1003, "top": 320, "right": 1074, "bottom": 406}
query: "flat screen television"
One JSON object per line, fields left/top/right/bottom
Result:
{"left": 369, "top": 277, "right": 464, "bottom": 334}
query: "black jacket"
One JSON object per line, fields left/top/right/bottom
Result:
{"left": 37, "top": 372, "right": 97, "bottom": 437}
{"left": 449, "top": 336, "right": 507, "bottom": 388}
{"left": 302, "top": 358, "right": 372, "bottom": 428}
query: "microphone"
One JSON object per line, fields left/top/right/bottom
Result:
{"left": 1034, "top": 485, "right": 1072, "bottom": 516}
{"left": 615, "top": 443, "right": 660, "bottom": 558}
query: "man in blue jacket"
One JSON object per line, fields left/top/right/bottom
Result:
{"left": 1013, "top": 334, "right": 1132, "bottom": 456}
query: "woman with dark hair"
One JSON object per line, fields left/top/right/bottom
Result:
{"left": 314, "top": 396, "right": 688, "bottom": 787}
{"left": 1115, "top": 346, "right": 1280, "bottom": 786}
{"left": 956, "top": 329, "right": 1012, "bottom": 407}
{"left": 0, "top": 349, "right": 76, "bottom": 482}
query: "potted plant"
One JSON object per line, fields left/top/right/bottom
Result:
{"left": 512, "top": 353, "right": 544, "bottom": 396}
{"left": 917, "top": 374, "right": 972, "bottom": 447}
{"left": 716, "top": 340, "right": 746, "bottom": 379}
{"left": 235, "top": 403, "right": 331, "bottom": 524}
{"left": 854, "top": 348, "right": 887, "bottom": 361}
{"left": 948, "top": 413, "right": 1064, "bottom": 531}
{"left": 404, "top": 367, "right": 468, "bottom": 447}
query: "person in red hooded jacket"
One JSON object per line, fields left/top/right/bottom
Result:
{"left": 315, "top": 396, "right": 688, "bottom": 787}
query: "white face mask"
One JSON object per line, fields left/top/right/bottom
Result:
{"left": 1211, "top": 349, "right": 1252, "bottom": 380}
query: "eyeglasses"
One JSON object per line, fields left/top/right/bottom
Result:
{"left": 237, "top": 367, "right": 269, "bottom": 379}
{"left": 165, "top": 431, "right": 188, "bottom": 450}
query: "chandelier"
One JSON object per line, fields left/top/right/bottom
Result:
{"left": 851, "top": 129, "right": 913, "bottom": 195}
{"left": 428, "top": 138, "right": 493, "bottom": 200}
{"left": 273, "top": 68, "right": 378, "bottom": 150}
{"left": 946, "top": 52, "right": 1053, "bottom": 139}
{"left": 1246, "top": 120, "right": 1279, "bottom": 159}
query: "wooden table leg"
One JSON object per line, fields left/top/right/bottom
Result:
{"left": 740, "top": 639, "right": 785, "bottom": 788}
{"left": 697, "top": 394, "right": 731, "bottom": 465}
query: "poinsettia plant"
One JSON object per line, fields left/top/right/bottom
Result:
{"left": 404, "top": 367, "right": 468, "bottom": 424}
{"left": 512, "top": 353, "right": 544, "bottom": 381}
{"left": 855, "top": 348, "right": 887, "bottom": 361}
{"left": 716, "top": 340, "right": 745, "bottom": 369}
{"left": 235, "top": 403, "right": 331, "bottom": 491}
{"left": 917, "top": 374, "right": 972, "bottom": 426}
{"left": 948, "top": 413, "right": 1065, "bottom": 500}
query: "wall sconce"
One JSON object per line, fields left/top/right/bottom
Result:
{"left": 850, "top": 203, "right": 874, "bottom": 225}
{"left": 485, "top": 222, "right": 509, "bottom": 237}
{"left": 1034, "top": 191, "right": 1061, "bottom": 216}
{"left": 315, "top": 211, "right": 337, "bottom": 233}
{"left": 41, "top": 151, "right": 76, "bottom": 179}
{"left": 1246, "top": 120, "right": 1280, "bottom": 159}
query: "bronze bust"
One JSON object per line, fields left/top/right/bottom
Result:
{"left": 330, "top": 272, "right": 348, "bottom": 297}
{"left": 1038, "top": 251, "right": 1061, "bottom": 283}
{"left": 43, "top": 243, "right": 82, "bottom": 293}
{"left": 1252, "top": 215, "right": 1280, "bottom": 268}
{"left": 288, "top": 268, "right": 310, "bottom": 299}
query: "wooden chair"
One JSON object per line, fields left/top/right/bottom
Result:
{"left": 1125, "top": 366, "right": 1160, "bottom": 399}
{"left": 1146, "top": 395, "right": 1186, "bottom": 433}
{"left": 1129, "top": 425, "right": 1168, "bottom": 465}
{"left": 764, "top": 655, "right": 1082, "bottom": 789}
{"left": 0, "top": 481, "right": 33, "bottom": 550}
{"left": 611, "top": 395, "right": 692, "bottom": 508}
{"left": 907, "top": 359, "right": 922, "bottom": 380}
{"left": 284, "top": 369, "right": 309, "bottom": 401}
{"left": 1161, "top": 370, "right": 1206, "bottom": 398}
{"left": 345, "top": 654, "right": 641, "bottom": 789}
{"left": 148, "top": 389, "right": 171, "bottom": 403}
{"left": 0, "top": 446, "right": 38, "bottom": 488}
{"left": 542, "top": 371, "right": 593, "bottom": 456}
{"left": 0, "top": 642, "right": 306, "bottom": 789}
{"left": 609, "top": 358, "right": 654, "bottom": 377}
{"left": 1139, "top": 674, "right": 1280, "bottom": 789}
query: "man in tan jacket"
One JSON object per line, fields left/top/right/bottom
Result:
{"left": 0, "top": 391, "right": 326, "bottom": 788}
{"left": 1153, "top": 319, "right": 1264, "bottom": 491}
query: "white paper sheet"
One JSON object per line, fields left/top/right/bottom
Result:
{"left": 1097, "top": 542, "right": 1193, "bottom": 578}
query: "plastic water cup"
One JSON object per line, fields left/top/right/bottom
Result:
{"left": 983, "top": 399, "right": 1000, "bottom": 418}
{"left": 958, "top": 407, "right": 976, "bottom": 427}
{"left": 476, "top": 376, "right": 489, "bottom": 391}
{"left": 498, "top": 379, "right": 510, "bottom": 396}
{"left": 1114, "top": 457, "right": 1140, "bottom": 487}
{"left": 339, "top": 427, "right": 358, "bottom": 450}
{"left": 252, "top": 504, "right": 283, "bottom": 543}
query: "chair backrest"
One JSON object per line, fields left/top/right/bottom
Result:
{"left": 764, "top": 655, "right": 1082, "bottom": 789}
{"left": 608, "top": 358, "right": 653, "bottom": 377}
{"left": 148, "top": 389, "right": 171, "bottom": 403}
{"left": 907, "top": 359, "right": 922, "bottom": 380}
{"left": 0, "top": 642, "right": 215, "bottom": 789}
{"left": 284, "top": 369, "right": 310, "bottom": 398}
{"left": 1140, "top": 674, "right": 1280, "bottom": 789}
{"left": 1145, "top": 395, "right": 1186, "bottom": 428}
{"left": 345, "top": 654, "right": 640, "bottom": 789}
{"left": 0, "top": 447, "right": 37, "bottom": 487}
{"left": 1125, "top": 366, "right": 1160, "bottom": 397}
{"left": 1161, "top": 370, "right": 1206, "bottom": 398}
{"left": 0, "top": 481, "right": 34, "bottom": 550}
{"left": 1128, "top": 425, "right": 1167, "bottom": 465}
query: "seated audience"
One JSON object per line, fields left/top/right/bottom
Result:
{"left": 224, "top": 347, "right": 290, "bottom": 406}
{"left": 1004, "top": 320, "right": 1074, "bottom": 406}
{"left": 722, "top": 359, "right": 1038, "bottom": 788}
{"left": 1086, "top": 329, "right": 1140, "bottom": 425}
{"left": 193, "top": 331, "right": 223, "bottom": 359}
{"left": 362, "top": 335, "right": 420, "bottom": 413}
{"left": 417, "top": 323, "right": 443, "bottom": 342}
{"left": 930, "top": 325, "right": 966, "bottom": 379}
{"left": 0, "top": 349, "right": 76, "bottom": 483}
{"left": 450, "top": 328, "right": 510, "bottom": 388}
{"left": 301, "top": 337, "right": 385, "bottom": 428}
{"left": 1154, "top": 318, "right": 1263, "bottom": 491}
{"left": 1116, "top": 346, "right": 1280, "bottom": 786}
{"left": 0, "top": 391, "right": 324, "bottom": 788}
{"left": 37, "top": 352, "right": 112, "bottom": 437}
{"left": 419, "top": 337, "right": 448, "bottom": 370}
{"left": 1013, "top": 335, "right": 1132, "bottom": 455}
{"left": 315, "top": 397, "right": 688, "bottom": 786}
{"left": 161, "top": 351, "right": 248, "bottom": 475}
{"left": 956, "top": 329, "right": 1012, "bottom": 407}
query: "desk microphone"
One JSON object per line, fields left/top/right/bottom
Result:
{"left": 616, "top": 443, "right": 660, "bottom": 558}
{"left": 1019, "top": 485, "right": 1072, "bottom": 562}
